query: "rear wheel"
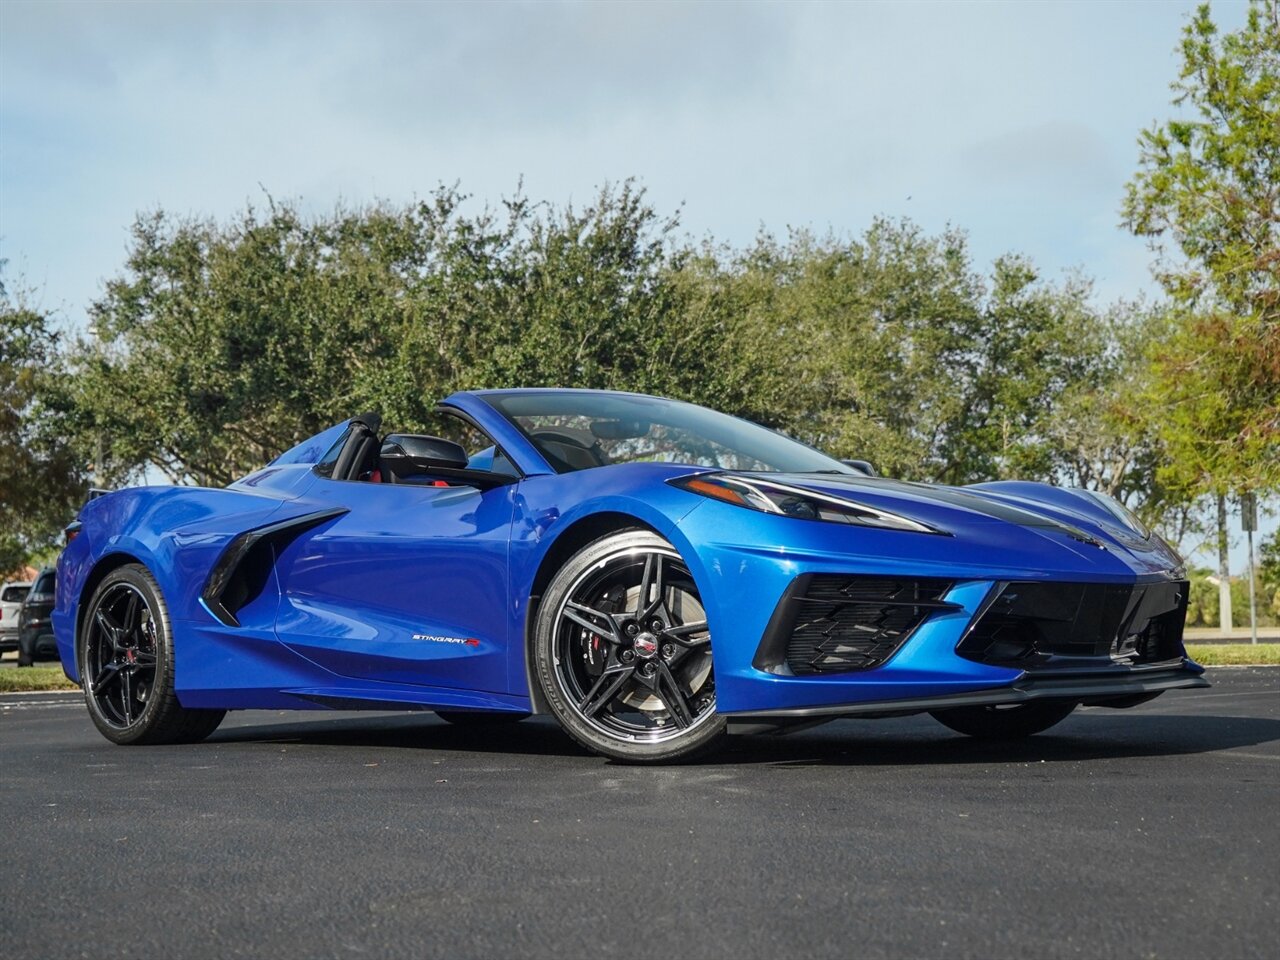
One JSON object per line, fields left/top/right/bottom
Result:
{"left": 80, "top": 565, "right": 225, "bottom": 745}
{"left": 930, "top": 700, "right": 1077, "bottom": 739}
{"left": 535, "top": 530, "right": 725, "bottom": 763}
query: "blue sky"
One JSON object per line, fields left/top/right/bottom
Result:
{"left": 0, "top": 0, "right": 1268, "bottom": 570}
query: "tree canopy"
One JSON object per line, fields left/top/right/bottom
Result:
{"left": 0, "top": 293, "right": 86, "bottom": 573}
{"left": 1123, "top": 0, "right": 1280, "bottom": 502}
{"left": 55, "top": 189, "right": 1171, "bottom": 525}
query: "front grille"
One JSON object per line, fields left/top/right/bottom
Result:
{"left": 756, "top": 575, "right": 958, "bottom": 675}
{"left": 957, "top": 579, "right": 1188, "bottom": 671}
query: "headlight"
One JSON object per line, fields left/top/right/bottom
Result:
{"left": 669, "top": 473, "right": 947, "bottom": 534}
{"left": 1073, "top": 489, "right": 1151, "bottom": 540}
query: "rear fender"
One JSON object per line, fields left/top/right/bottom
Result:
{"left": 67, "top": 485, "right": 334, "bottom": 626}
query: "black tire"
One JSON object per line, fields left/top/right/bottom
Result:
{"left": 16, "top": 631, "right": 34, "bottom": 667}
{"left": 79, "top": 564, "right": 225, "bottom": 746}
{"left": 435, "top": 710, "right": 529, "bottom": 726}
{"left": 930, "top": 700, "right": 1077, "bottom": 739}
{"left": 535, "top": 529, "right": 725, "bottom": 763}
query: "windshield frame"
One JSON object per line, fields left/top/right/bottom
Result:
{"left": 479, "top": 390, "right": 855, "bottom": 476}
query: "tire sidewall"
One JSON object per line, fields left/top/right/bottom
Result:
{"left": 534, "top": 529, "right": 725, "bottom": 763}
{"left": 80, "top": 565, "right": 175, "bottom": 746}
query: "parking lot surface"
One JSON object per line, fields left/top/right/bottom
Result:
{"left": 2, "top": 668, "right": 1277, "bottom": 959}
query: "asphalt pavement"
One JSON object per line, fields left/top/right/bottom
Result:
{"left": 2, "top": 668, "right": 1277, "bottom": 960}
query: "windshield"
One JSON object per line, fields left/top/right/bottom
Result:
{"left": 482, "top": 391, "right": 853, "bottom": 475}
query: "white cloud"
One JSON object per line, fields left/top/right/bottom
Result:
{"left": 1, "top": 0, "right": 1250, "bottom": 322}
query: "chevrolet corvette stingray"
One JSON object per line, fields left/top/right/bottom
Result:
{"left": 53, "top": 389, "right": 1206, "bottom": 761}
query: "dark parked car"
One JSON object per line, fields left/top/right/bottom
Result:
{"left": 18, "top": 567, "right": 57, "bottom": 666}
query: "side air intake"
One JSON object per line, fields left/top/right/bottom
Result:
{"left": 754, "top": 575, "right": 959, "bottom": 675}
{"left": 200, "top": 508, "right": 347, "bottom": 627}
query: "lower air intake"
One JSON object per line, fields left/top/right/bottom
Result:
{"left": 956, "top": 579, "right": 1189, "bottom": 670}
{"left": 756, "top": 575, "right": 959, "bottom": 675}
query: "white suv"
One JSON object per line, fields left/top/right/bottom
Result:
{"left": 1, "top": 581, "right": 33, "bottom": 653}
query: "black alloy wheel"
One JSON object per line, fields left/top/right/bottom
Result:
{"left": 80, "top": 564, "right": 225, "bottom": 745}
{"left": 85, "top": 580, "right": 158, "bottom": 727}
{"left": 535, "top": 530, "right": 725, "bottom": 762}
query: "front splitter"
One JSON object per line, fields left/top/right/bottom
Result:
{"left": 724, "top": 664, "right": 1208, "bottom": 732}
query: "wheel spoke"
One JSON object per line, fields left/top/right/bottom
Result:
{"left": 95, "top": 609, "right": 123, "bottom": 649}
{"left": 663, "top": 645, "right": 700, "bottom": 670}
{"left": 122, "top": 590, "right": 141, "bottom": 634}
{"left": 120, "top": 669, "right": 134, "bottom": 725}
{"left": 563, "top": 602, "right": 624, "bottom": 644}
{"left": 653, "top": 663, "right": 693, "bottom": 728}
{"left": 639, "top": 553, "right": 666, "bottom": 619}
{"left": 93, "top": 662, "right": 122, "bottom": 691}
{"left": 664, "top": 620, "right": 709, "bottom": 643}
{"left": 577, "top": 665, "right": 634, "bottom": 718}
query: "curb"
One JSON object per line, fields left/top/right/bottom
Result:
{"left": 0, "top": 688, "right": 80, "bottom": 697}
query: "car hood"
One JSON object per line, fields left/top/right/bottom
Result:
{"left": 742, "top": 471, "right": 1184, "bottom": 576}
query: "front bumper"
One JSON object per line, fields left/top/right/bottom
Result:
{"left": 675, "top": 502, "right": 1202, "bottom": 717}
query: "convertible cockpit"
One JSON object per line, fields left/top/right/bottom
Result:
{"left": 319, "top": 411, "right": 518, "bottom": 487}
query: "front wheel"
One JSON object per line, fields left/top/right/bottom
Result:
{"left": 535, "top": 530, "right": 725, "bottom": 763}
{"left": 930, "top": 700, "right": 1077, "bottom": 739}
{"left": 80, "top": 564, "right": 225, "bottom": 745}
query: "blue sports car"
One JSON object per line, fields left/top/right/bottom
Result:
{"left": 54, "top": 389, "right": 1206, "bottom": 762}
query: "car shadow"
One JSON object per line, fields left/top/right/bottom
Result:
{"left": 716, "top": 712, "right": 1280, "bottom": 767}
{"left": 206, "top": 710, "right": 1280, "bottom": 767}
{"left": 209, "top": 713, "right": 591, "bottom": 758}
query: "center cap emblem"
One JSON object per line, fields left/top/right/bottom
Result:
{"left": 633, "top": 633, "right": 659, "bottom": 659}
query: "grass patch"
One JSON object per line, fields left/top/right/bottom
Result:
{"left": 1186, "top": 643, "right": 1280, "bottom": 666}
{"left": 0, "top": 666, "right": 79, "bottom": 693}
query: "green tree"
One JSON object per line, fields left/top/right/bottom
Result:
{"left": 0, "top": 294, "right": 87, "bottom": 572}
{"left": 669, "top": 221, "right": 1171, "bottom": 514}
{"left": 68, "top": 183, "right": 739, "bottom": 486}
{"left": 1122, "top": 0, "right": 1280, "bottom": 628}
{"left": 1260, "top": 527, "right": 1280, "bottom": 617}
{"left": 1040, "top": 305, "right": 1207, "bottom": 543}
{"left": 57, "top": 179, "right": 1192, "bottom": 562}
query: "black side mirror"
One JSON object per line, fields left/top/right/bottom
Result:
{"left": 381, "top": 434, "right": 469, "bottom": 481}
{"left": 841, "top": 459, "right": 878, "bottom": 477}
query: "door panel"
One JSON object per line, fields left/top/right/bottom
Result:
{"left": 272, "top": 479, "right": 515, "bottom": 693}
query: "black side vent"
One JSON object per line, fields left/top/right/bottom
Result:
{"left": 755, "top": 575, "right": 959, "bottom": 675}
{"left": 201, "top": 508, "right": 347, "bottom": 627}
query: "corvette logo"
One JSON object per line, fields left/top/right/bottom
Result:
{"left": 633, "top": 633, "right": 659, "bottom": 659}
{"left": 412, "top": 633, "right": 481, "bottom": 647}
